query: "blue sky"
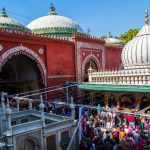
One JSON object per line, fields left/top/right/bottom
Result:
{"left": 0, "top": 0, "right": 149, "bottom": 37}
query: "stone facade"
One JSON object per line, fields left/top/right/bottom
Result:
{"left": 0, "top": 30, "right": 122, "bottom": 95}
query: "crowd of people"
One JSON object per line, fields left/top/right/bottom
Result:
{"left": 92, "top": 94, "right": 149, "bottom": 112}
{"left": 80, "top": 108, "right": 150, "bottom": 150}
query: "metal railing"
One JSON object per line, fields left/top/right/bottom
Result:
{"left": 67, "top": 118, "right": 82, "bottom": 150}
{"left": 12, "top": 119, "right": 42, "bottom": 135}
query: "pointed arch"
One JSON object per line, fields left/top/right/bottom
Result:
{"left": 0, "top": 45, "right": 47, "bottom": 85}
{"left": 82, "top": 54, "right": 100, "bottom": 76}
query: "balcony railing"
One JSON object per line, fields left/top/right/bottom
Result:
{"left": 12, "top": 120, "right": 42, "bottom": 135}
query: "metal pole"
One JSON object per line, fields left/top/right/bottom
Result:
{"left": 66, "top": 87, "right": 69, "bottom": 103}
{"left": 79, "top": 107, "right": 83, "bottom": 141}
{"left": 21, "top": 85, "right": 76, "bottom": 98}
{"left": 67, "top": 118, "right": 82, "bottom": 150}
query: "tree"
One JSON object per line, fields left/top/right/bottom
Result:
{"left": 119, "top": 28, "right": 139, "bottom": 43}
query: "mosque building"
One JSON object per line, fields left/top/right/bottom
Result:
{"left": 79, "top": 9, "right": 150, "bottom": 112}
{"left": 0, "top": 4, "right": 122, "bottom": 95}
{"left": 0, "top": 3, "right": 149, "bottom": 150}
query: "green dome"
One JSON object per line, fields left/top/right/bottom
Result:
{"left": 0, "top": 7, "right": 31, "bottom": 33}
{"left": 27, "top": 4, "right": 84, "bottom": 37}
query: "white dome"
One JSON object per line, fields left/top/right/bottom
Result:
{"left": 27, "top": 15, "right": 83, "bottom": 32}
{"left": 105, "top": 37, "right": 123, "bottom": 45}
{"left": 121, "top": 24, "right": 150, "bottom": 69}
{"left": 27, "top": 4, "right": 84, "bottom": 37}
{"left": 0, "top": 7, "right": 30, "bottom": 32}
{"left": 27, "top": 15, "right": 84, "bottom": 32}
{"left": 0, "top": 16, "right": 22, "bottom": 26}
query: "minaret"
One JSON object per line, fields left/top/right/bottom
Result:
{"left": 145, "top": 8, "right": 149, "bottom": 25}
{"left": 48, "top": 3, "right": 57, "bottom": 15}
{"left": 1, "top": 7, "right": 8, "bottom": 17}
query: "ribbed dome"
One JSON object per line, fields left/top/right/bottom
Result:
{"left": 0, "top": 7, "right": 30, "bottom": 33}
{"left": 121, "top": 9, "right": 150, "bottom": 69}
{"left": 27, "top": 4, "right": 84, "bottom": 37}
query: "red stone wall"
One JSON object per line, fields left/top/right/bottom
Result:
{"left": 0, "top": 31, "right": 123, "bottom": 93}
{"left": 72, "top": 34, "right": 105, "bottom": 82}
{"left": 0, "top": 32, "right": 46, "bottom": 64}
{"left": 105, "top": 45, "right": 122, "bottom": 70}
{"left": 46, "top": 42, "right": 76, "bottom": 87}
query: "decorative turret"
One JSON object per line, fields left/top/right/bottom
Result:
{"left": 145, "top": 8, "right": 149, "bottom": 25}
{"left": 1, "top": 7, "right": 7, "bottom": 17}
{"left": 48, "top": 3, "right": 57, "bottom": 15}
{"left": 88, "top": 61, "right": 93, "bottom": 75}
{"left": 108, "top": 31, "right": 112, "bottom": 38}
{"left": 88, "top": 61, "right": 93, "bottom": 83}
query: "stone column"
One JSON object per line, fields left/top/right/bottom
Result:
{"left": 5, "top": 100, "right": 13, "bottom": 150}
{"left": 5, "top": 133, "right": 13, "bottom": 150}
{"left": 57, "top": 131, "right": 61, "bottom": 150}
{"left": 42, "top": 135, "right": 47, "bottom": 150}
{"left": 6, "top": 98, "right": 12, "bottom": 130}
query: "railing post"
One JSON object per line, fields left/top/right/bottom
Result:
{"left": 6, "top": 98, "right": 12, "bottom": 131}
{"left": 79, "top": 107, "right": 83, "bottom": 142}
{"left": 16, "top": 94, "right": 19, "bottom": 112}
{"left": 1, "top": 92, "right": 5, "bottom": 111}
{"left": 5, "top": 98, "right": 13, "bottom": 150}
{"left": 39, "top": 94, "right": 45, "bottom": 126}
{"left": 29, "top": 99, "right": 32, "bottom": 111}
{"left": 70, "top": 97, "right": 75, "bottom": 120}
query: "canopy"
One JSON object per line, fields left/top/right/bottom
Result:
{"left": 79, "top": 83, "right": 150, "bottom": 93}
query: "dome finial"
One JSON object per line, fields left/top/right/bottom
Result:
{"left": 145, "top": 8, "right": 149, "bottom": 25}
{"left": 108, "top": 31, "right": 113, "bottom": 38}
{"left": 1, "top": 6, "right": 8, "bottom": 17}
{"left": 48, "top": 3, "right": 57, "bottom": 15}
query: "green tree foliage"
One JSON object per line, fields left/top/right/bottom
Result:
{"left": 119, "top": 28, "right": 139, "bottom": 43}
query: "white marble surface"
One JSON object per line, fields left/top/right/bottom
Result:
{"left": 122, "top": 24, "right": 150, "bottom": 68}
{"left": 27, "top": 15, "right": 84, "bottom": 32}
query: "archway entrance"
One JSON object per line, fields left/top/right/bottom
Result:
{"left": 0, "top": 54, "right": 44, "bottom": 94}
{"left": 24, "top": 139, "right": 35, "bottom": 150}
{"left": 83, "top": 59, "right": 98, "bottom": 82}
